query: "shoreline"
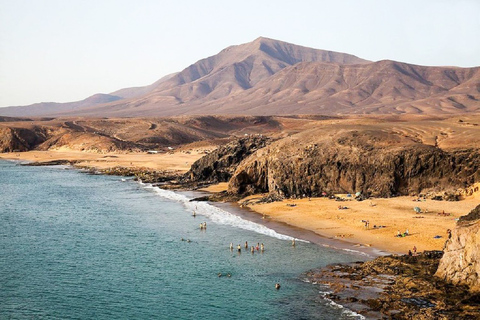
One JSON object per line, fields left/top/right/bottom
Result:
{"left": 2, "top": 150, "right": 478, "bottom": 256}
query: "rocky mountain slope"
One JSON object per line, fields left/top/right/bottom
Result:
{"left": 3, "top": 37, "right": 478, "bottom": 118}
{"left": 435, "top": 204, "right": 480, "bottom": 292}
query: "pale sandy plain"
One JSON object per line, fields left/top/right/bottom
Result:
{"left": 2, "top": 149, "right": 479, "bottom": 255}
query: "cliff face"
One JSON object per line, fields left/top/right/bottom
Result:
{"left": 187, "top": 136, "right": 269, "bottom": 184}
{"left": 228, "top": 129, "right": 480, "bottom": 197}
{"left": 0, "top": 127, "right": 47, "bottom": 152}
{"left": 435, "top": 205, "right": 480, "bottom": 292}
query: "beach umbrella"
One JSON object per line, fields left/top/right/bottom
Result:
{"left": 414, "top": 207, "right": 421, "bottom": 213}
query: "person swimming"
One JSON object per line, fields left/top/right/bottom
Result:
{"left": 229, "top": 243, "right": 233, "bottom": 251}
{"left": 251, "top": 246, "right": 254, "bottom": 253}
{"left": 245, "top": 241, "right": 248, "bottom": 249}
{"left": 261, "top": 243, "right": 265, "bottom": 252}
{"left": 292, "top": 238, "right": 296, "bottom": 247}
{"left": 237, "top": 244, "right": 241, "bottom": 252}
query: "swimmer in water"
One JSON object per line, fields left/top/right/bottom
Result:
{"left": 229, "top": 243, "right": 233, "bottom": 251}
{"left": 292, "top": 238, "right": 296, "bottom": 247}
{"left": 237, "top": 244, "right": 241, "bottom": 252}
{"left": 192, "top": 211, "right": 196, "bottom": 217}
{"left": 245, "top": 241, "right": 248, "bottom": 249}
{"left": 251, "top": 246, "right": 254, "bottom": 253}
{"left": 261, "top": 243, "right": 265, "bottom": 252}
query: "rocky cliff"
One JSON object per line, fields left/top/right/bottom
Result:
{"left": 435, "top": 204, "right": 480, "bottom": 292}
{"left": 228, "top": 129, "right": 480, "bottom": 197}
{"left": 0, "top": 127, "right": 48, "bottom": 152}
{"left": 186, "top": 136, "right": 270, "bottom": 184}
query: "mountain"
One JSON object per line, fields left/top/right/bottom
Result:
{"left": 1, "top": 37, "right": 479, "bottom": 118}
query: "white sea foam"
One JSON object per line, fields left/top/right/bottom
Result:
{"left": 141, "top": 183, "right": 304, "bottom": 242}
{"left": 341, "top": 248, "right": 372, "bottom": 257}
{"left": 318, "top": 291, "right": 366, "bottom": 319}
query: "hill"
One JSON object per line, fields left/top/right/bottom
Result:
{"left": 1, "top": 37, "right": 479, "bottom": 117}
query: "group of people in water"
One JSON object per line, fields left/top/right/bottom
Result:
{"left": 230, "top": 241, "right": 265, "bottom": 253}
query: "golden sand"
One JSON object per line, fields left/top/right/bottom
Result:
{"left": 243, "top": 194, "right": 479, "bottom": 254}
{"left": 0, "top": 149, "right": 208, "bottom": 173}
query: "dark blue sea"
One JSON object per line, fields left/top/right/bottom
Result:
{"left": 0, "top": 160, "right": 367, "bottom": 319}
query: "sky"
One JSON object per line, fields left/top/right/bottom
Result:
{"left": 1, "top": 0, "right": 479, "bottom": 108}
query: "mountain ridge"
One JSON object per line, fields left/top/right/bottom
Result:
{"left": 1, "top": 37, "right": 478, "bottom": 117}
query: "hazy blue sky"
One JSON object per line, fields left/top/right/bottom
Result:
{"left": 1, "top": 0, "right": 479, "bottom": 108}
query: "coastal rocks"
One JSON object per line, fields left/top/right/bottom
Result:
{"left": 308, "top": 252, "right": 480, "bottom": 319}
{"left": 186, "top": 136, "right": 270, "bottom": 184}
{"left": 435, "top": 204, "right": 480, "bottom": 292}
{"left": 228, "top": 129, "right": 480, "bottom": 198}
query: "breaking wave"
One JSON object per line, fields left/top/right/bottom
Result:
{"left": 141, "top": 183, "right": 304, "bottom": 242}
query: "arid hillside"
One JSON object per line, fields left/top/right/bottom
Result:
{"left": 0, "top": 115, "right": 309, "bottom": 153}
{"left": 6, "top": 37, "right": 479, "bottom": 118}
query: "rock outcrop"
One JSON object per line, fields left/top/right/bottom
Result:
{"left": 435, "top": 205, "right": 480, "bottom": 292}
{"left": 228, "top": 129, "right": 480, "bottom": 197}
{"left": 0, "top": 127, "right": 47, "bottom": 152}
{"left": 308, "top": 252, "right": 480, "bottom": 319}
{"left": 186, "top": 136, "right": 270, "bottom": 184}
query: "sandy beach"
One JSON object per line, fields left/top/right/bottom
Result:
{"left": 241, "top": 193, "right": 479, "bottom": 254}
{"left": 2, "top": 149, "right": 479, "bottom": 256}
{"left": 0, "top": 149, "right": 211, "bottom": 173}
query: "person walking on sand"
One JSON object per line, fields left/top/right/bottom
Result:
{"left": 413, "top": 245, "right": 417, "bottom": 255}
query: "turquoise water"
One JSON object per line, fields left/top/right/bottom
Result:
{"left": 0, "top": 160, "right": 365, "bottom": 319}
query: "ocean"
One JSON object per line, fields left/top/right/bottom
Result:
{"left": 0, "top": 160, "right": 367, "bottom": 319}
